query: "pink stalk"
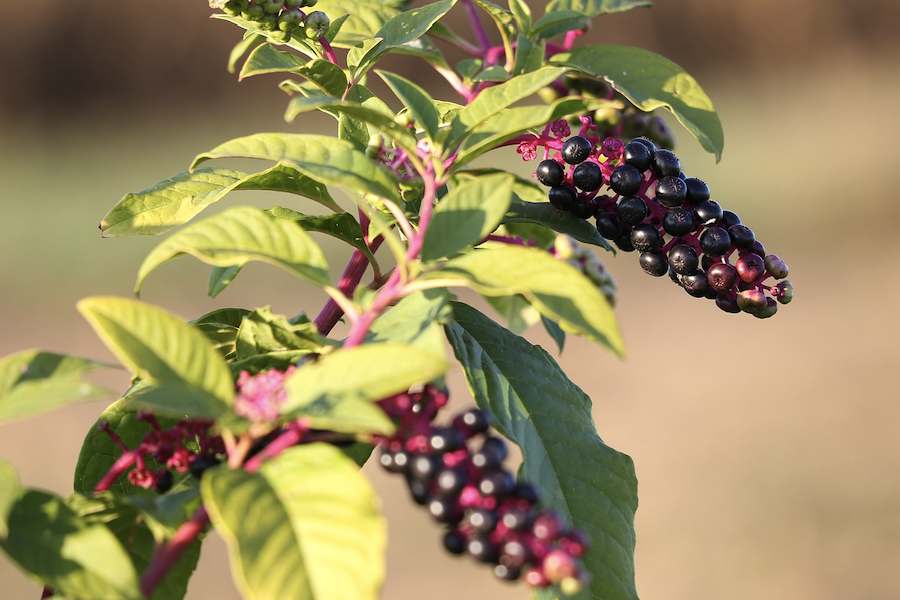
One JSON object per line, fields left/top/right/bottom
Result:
{"left": 140, "top": 507, "right": 210, "bottom": 598}
{"left": 93, "top": 450, "right": 138, "bottom": 492}
{"left": 463, "top": 0, "right": 493, "bottom": 53}
{"left": 319, "top": 37, "right": 338, "bottom": 66}
{"left": 243, "top": 426, "right": 305, "bottom": 474}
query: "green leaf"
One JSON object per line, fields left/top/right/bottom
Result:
{"left": 267, "top": 206, "right": 378, "bottom": 265}
{"left": 135, "top": 206, "right": 330, "bottom": 295}
{"left": 551, "top": 44, "right": 724, "bottom": 160}
{"left": 507, "top": 0, "right": 532, "bottom": 36}
{"left": 241, "top": 44, "right": 348, "bottom": 97}
{"left": 531, "top": 9, "right": 588, "bottom": 41}
{"left": 214, "top": 15, "right": 320, "bottom": 58}
{"left": 0, "top": 458, "right": 17, "bottom": 538}
{"left": 512, "top": 34, "right": 544, "bottom": 75}
{"left": 235, "top": 307, "right": 325, "bottom": 360}
{"left": 454, "top": 95, "right": 610, "bottom": 165}
{"left": 191, "top": 307, "right": 252, "bottom": 357}
{"left": 73, "top": 400, "right": 183, "bottom": 496}
{"left": 471, "top": 0, "right": 515, "bottom": 36}
{"left": 445, "top": 302, "right": 638, "bottom": 600}
{"left": 377, "top": 70, "right": 441, "bottom": 146}
{"left": 281, "top": 343, "right": 448, "bottom": 433}
{"left": 193, "top": 133, "right": 401, "bottom": 202}
{"left": 368, "top": 289, "right": 452, "bottom": 360}
{"left": 504, "top": 200, "right": 613, "bottom": 249}
{"left": 101, "top": 165, "right": 340, "bottom": 238}
{"left": 202, "top": 444, "right": 385, "bottom": 600}
{"left": 442, "top": 67, "right": 566, "bottom": 151}
{"left": 227, "top": 33, "right": 265, "bottom": 74}
{"left": 313, "top": 0, "right": 401, "bottom": 47}
{"left": 0, "top": 350, "right": 109, "bottom": 425}
{"left": 482, "top": 293, "right": 541, "bottom": 334}
{"left": 0, "top": 489, "right": 142, "bottom": 600}
{"left": 428, "top": 245, "right": 625, "bottom": 355}
{"left": 543, "top": 0, "right": 651, "bottom": 18}
{"left": 421, "top": 173, "right": 515, "bottom": 262}
{"left": 77, "top": 297, "right": 234, "bottom": 418}
{"left": 68, "top": 492, "right": 202, "bottom": 600}
{"left": 472, "top": 65, "right": 510, "bottom": 82}
{"left": 541, "top": 314, "right": 566, "bottom": 352}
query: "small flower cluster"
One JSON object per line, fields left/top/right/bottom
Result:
{"left": 235, "top": 366, "right": 296, "bottom": 422}
{"left": 524, "top": 117, "right": 793, "bottom": 317}
{"left": 374, "top": 387, "right": 591, "bottom": 592}
{"left": 213, "top": 0, "right": 330, "bottom": 43}
{"left": 550, "top": 234, "right": 617, "bottom": 307}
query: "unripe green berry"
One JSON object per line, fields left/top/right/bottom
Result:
{"left": 222, "top": 0, "right": 249, "bottom": 15}
{"left": 269, "top": 29, "right": 293, "bottom": 42}
{"left": 304, "top": 10, "right": 330, "bottom": 39}
{"left": 242, "top": 3, "right": 265, "bottom": 20}
{"left": 553, "top": 235, "right": 579, "bottom": 261}
{"left": 773, "top": 280, "right": 793, "bottom": 304}
{"left": 736, "top": 289, "right": 767, "bottom": 314}
{"left": 764, "top": 254, "right": 789, "bottom": 279}
{"left": 303, "top": 0, "right": 318, "bottom": 6}
{"left": 284, "top": 0, "right": 303, "bottom": 6}
{"left": 262, "top": 0, "right": 284, "bottom": 13}
{"left": 278, "top": 8, "right": 303, "bottom": 30}
{"left": 258, "top": 13, "right": 278, "bottom": 30}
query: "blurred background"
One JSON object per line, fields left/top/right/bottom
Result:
{"left": 2, "top": 0, "right": 899, "bottom": 599}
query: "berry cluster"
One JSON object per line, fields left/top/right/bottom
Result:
{"left": 97, "top": 414, "right": 224, "bottom": 493}
{"left": 551, "top": 234, "right": 617, "bottom": 307}
{"left": 215, "top": 0, "right": 330, "bottom": 42}
{"left": 527, "top": 119, "right": 792, "bottom": 317}
{"left": 375, "top": 387, "right": 591, "bottom": 592}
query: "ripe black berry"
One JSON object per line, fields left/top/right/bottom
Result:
{"left": 443, "top": 529, "right": 467, "bottom": 555}
{"left": 472, "top": 437, "right": 508, "bottom": 469}
{"left": 468, "top": 535, "right": 500, "bottom": 564}
{"left": 629, "top": 136, "right": 658, "bottom": 154}
{"left": 681, "top": 271, "right": 710, "bottom": 297}
{"left": 514, "top": 482, "right": 541, "bottom": 503}
{"left": 595, "top": 210, "right": 622, "bottom": 239}
{"left": 406, "top": 477, "right": 430, "bottom": 505}
{"left": 561, "top": 136, "right": 593, "bottom": 164}
{"left": 655, "top": 176, "right": 687, "bottom": 207}
{"left": 435, "top": 467, "right": 467, "bottom": 497}
{"left": 694, "top": 199, "right": 723, "bottom": 226}
{"left": 736, "top": 252, "right": 766, "bottom": 282}
{"left": 535, "top": 159, "right": 565, "bottom": 187}
{"left": 650, "top": 149, "right": 681, "bottom": 177}
{"left": 501, "top": 507, "right": 534, "bottom": 531}
{"left": 429, "top": 427, "right": 465, "bottom": 453}
{"left": 720, "top": 210, "right": 742, "bottom": 228}
{"left": 616, "top": 196, "right": 648, "bottom": 226}
{"left": 410, "top": 454, "right": 441, "bottom": 481}
{"left": 639, "top": 251, "right": 669, "bottom": 277}
{"left": 614, "top": 233, "right": 635, "bottom": 252}
{"left": 699, "top": 226, "right": 731, "bottom": 256}
{"left": 662, "top": 207, "right": 695, "bottom": 236}
{"left": 154, "top": 470, "right": 174, "bottom": 494}
{"left": 684, "top": 177, "right": 710, "bottom": 202}
{"left": 667, "top": 244, "right": 699, "bottom": 275}
{"left": 728, "top": 224, "right": 756, "bottom": 248}
{"left": 548, "top": 185, "right": 578, "bottom": 211}
{"left": 622, "top": 140, "right": 652, "bottom": 172}
{"left": 189, "top": 456, "right": 220, "bottom": 480}
{"left": 629, "top": 223, "right": 661, "bottom": 252}
{"left": 609, "top": 164, "right": 643, "bottom": 196}
{"left": 572, "top": 161, "right": 603, "bottom": 191}
{"left": 467, "top": 508, "right": 499, "bottom": 533}
{"left": 494, "top": 564, "right": 522, "bottom": 581}
{"left": 379, "top": 448, "right": 411, "bottom": 474}
{"left": 478, "top": 469, "right": 517, "bottom": 497}
{"left": 452, "top": 408, "right": 490, "bottom": 437}
{"left": 716, "top": 293, "right": 741, "bottom": 313}
{"left": 500, "top": 539, "right": 533, "bottom": 568}
{"left": 428, "top": 498, "right": 463, "bottom": 524}
{"left": 571, "top": 198, "right": 595, "bottom": 220}
{"left": 707, "top": 262, "right": 737, "bottom": 291}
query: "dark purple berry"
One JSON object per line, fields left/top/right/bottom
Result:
{"left": 406, "top": 477, "right": 430, "bottom": 505}
{"left": 154, "top": 470, "right": 174, "bottom": 494}
{"left": 467, "top": 508, "right": 499, "bottom": 533}
{"left": 720, "top": 210, "right": 742, "bottom": 228}
{"left": 614, "top": 233, "right": 635, "bottom": 252}
{"left": 535, "top": 159, "right": 565, "bottom": 187}
{"left": 716, "top": 293, "right": 741, "bottom": 313}
{"left": 639, "top": 251, "right": 669, "bottom": 277}
{"left": 514, "top": 482, "right": 541, "bottom": 503}
{"left": 622, "top": 140, "right": 652, "bottom": 172}
{"left": 694, "top": 199, "right": 723, "bottom": 226}
{"left": 429, "top": 498, "right": 463, "bottom": 524}
{"left": 668, "top": 244, "right": 699, "bottom": 275}
{"left": 616, "top": 196, "right": 648, "bottom": 225}
{"left": 571, "top": 197, "right": 595, "bottom": 220}
{"left": 410, "top": 454, "right": 441, "bottom": 481}
{"left": 478, "top": 470, "right": 517, "bottom": 497}
{"left": 699, "top": 226, "right": 731, "bottom": 256}
{"left": 468, "top": 535, "right": 500, "bottom": 563}
{"left": 501, "top": 507, "right": 534, "bottom": 531}
{"left": 629, "top": 136, "right": 657, "bottom": 154}
{"left": 532, "top": 511, "right": 563, "bottom": 541}
{"left": 500, "top": 539, "right": 533, "bottom": 568}
{"left": 629, "top": 223, "right": 661, "bottom": 252}
{"left": 735, "top": 252, "right": 766, "bottom": 282}
{"left": 443, "top": 529, "right": 467, "bottom": 555}
{"left": 572, "top": 161, "right": 603, "bottom": 191}
{"left": 650, "top": 149, "right": 681, "bottom": 177}
{"left": 655, "top": 176, "right": 687, "bottom": 207}
{"left": 548, "top": 185, "right": 578, "bottom": 211}
{"left": 435, "top": 467, "right": 467, "bottom": 497}
{"left": 561, "top": 136, "right": 593, "bottom": 164}
{"left": 379, "top": 448, "right": 411, "bottom": 473}
{"left": 189, "top": 456, "right": 220, "bottom": 479}
{"left": 429, "top": 427, "right": 465, "bottom": 453}
{"left": 751, "top": 239, "right": 767, "bottom": 257}
{"left": 595, "top": 210, "right": 622, "bottom": 239}
{"left": 452, "top": 408, "right": 490, "bottom": 437}
{"left": 494, "top": 564, "right": 522, "bottom": 581}
{"left": 609, "top": 164, "right": 643, "bottom": 196}
{"left": 472, "top": 437, "right": 508, "bottom": 469}
{"left": 684, "top": 177, "right": 710, "bottom": 202}
{"left": 728, "top": 224, "right": 756, "bottom": 248}
{"left": 706, "top": 262, "right": 737, "bottom": 291}
{"left": 681, "top": 270, "right": 710, "bottom": 297}
{"left": 662, "top": 207, "right": 695, "bottom": 236}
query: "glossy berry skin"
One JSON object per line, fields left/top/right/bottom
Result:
{"left": 684, "top": 177, "right": 711, "bottom": 202}
{"left": 630, "top": 136, "right": 658, "bottom": 154}
{"left": 561, "top": 136, "right": 593, "bottom": 164}
{"left": 699, "top": 226, "right": 732, "bottom": 256}
{"left": 662, "top": 207, "right": 695, "bottom": 236}
{"left": 410, "top": 454, "right": 441, "bottom": 481}
{"left": 572, "top": 161, "right": 603, "bottom": 191}
{"left": 655, "top": 176, "right": 687, "bottom": 207}
{"left": 535, "top": 159, "right": 565, "bottom": 187}
{"left": 154, "top": 470, "right": 174, "bottom": 494}
{"left": 443, "top": 529, "right": 467, "bottom": 555}
{"left": 650, "top": 149, "right": 681, "bottom": 177}
{"left": 728, "top": 224, "right": 756, "bottom": 248}
{"left": 467, "top": 508, "right": 500, "bottom": 533}
{"left": 616, "top": 196, "right": 648, "bottom": 226}
{"left": 765, "top": 254, "right": 789, "bottom": 279}
{"left": 706, "top": 262, "right": 737, "bottom": 291}
{"left": 737, "top": 289, "right": 768, "bottom": 314}
{"left": 639, "top": 251, "right": 669, "bottom": 277}
{"left": 720, "top": 210, "right": 742, "bottom": 228}
{"left": 494, "top": 564, "right": 522, "bottom": 581}
{"left": 189, "top": 456, "right": 221, "bottom": 479}
{"left": 629, "top": 223, "right": 661, "bottom": 252}
{"left": 716, "top": 293, "right": 742, "bottom": 313}
{"left": 435, "top": 467, "right": 467, "bottom": 497}
{"left": 736, "top": 252, "right": 766, "bottom": 282}
{"left": 571, "top": 198, "right": 595, "bottom": 220}
{"left": 478, "top": 469, "right": 517, "bottom": 497}
{"left": 667, "top": 244, "right": 699, "bottom": 275}
{"left": 304, "top": 10, "right": 330, "bottom": 38}
{"left": 428, "top": 499, "right": 463, "bottom": 524}
{"left": 548, "top": 185, "right": 578, "bottom": 211}
{"left": 472, "top": 437, "right": 508, "bottom": 469}
{"left": 452, "top": 408, "right": 490, "bottom": 437}
{"left": 378, "top": 448, "right": 410, "bottom": 474}
{"left": 468, "top": 536, "right": 501, "bottom": 564}
{"left": 622, "top": 140, "right": 652, "bottom": 172}
{"left": 694, "top": 199, "right": 723, "bottom": 226}
{"left": 609, "top": 164, "right": 643, "bottom": 196}
{"left": 595, "top": 211, "right": 622, "bottom": 239}
{"left": 614, "top": 233, "right": 635, "bottom": 252}
{"left": 429, "top": 427, "right": 465, "bottom": 453}
{"left": 681, "top": 271, "right": 710, "bottom": 297}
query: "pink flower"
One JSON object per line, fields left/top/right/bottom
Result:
{"left": 550, "top": 119, "right": 571, "bottom": 139}
{"left": 600, "top": 137, "right": 624, "bottom": 159}
{"left": 517, "top": 141, "right": 538, "bottom": 161}
{"left": 234, "top": 366, "right": 297, "bottom": 422}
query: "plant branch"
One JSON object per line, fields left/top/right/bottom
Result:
{"left": 140, "top": 506, "right": 210, "bottom": 598}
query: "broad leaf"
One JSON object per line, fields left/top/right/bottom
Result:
{"left": 281, "top": 343, "right": 448, "bottom": 433}
{"left": 531, "top": 9, "right": 589, "bottom": 41}
{"left": 471, "top": 66, "right": 510, "bottom": 82}
{"left": 209, "top": 265, "right": 244, "bottom": 299}
{"left": 192, "top": 133, "right": 401, "bottom": 202}
{"left": 135, "top": 206, "right": 330, "bottom": 295}
{"left": 508, "top": 0, "right": 532, "bottom": 35}
{"left": 442, "top": 67, "right": 566, "bottom": 152}
{"left": 0, "top": 489, "right": 142, "bottom": 600}
{"left": 235, "top": 307, "right": 325, "bottom": 360}
{"left": 0, "top": 458, "right": 17, "bottom": 538}
{"left": 378, "top": 70, "right": 441, "bottom": 146}
{"left": 202, "top": 444, "right": 385, "bottom": 600}
{"left": 421, "top": 173, "right": 515, "bottom": 262}
{"left": 337, "top": 84, "right": 396, "bottom": 151}
{"left": 504, "top": 200, "right": 613, "bottom": 249}
{"left": 368, "top": 289, "right": 452, "bottom": 359}
{"left": 552, "top": 45, "right": 724, "bottom": 160}
{"left": 101, "top": 165, "right": 340, "bottom": 238}
{"left": 191, "top": 307, "right": 252, "bottom": 357}
{"left": 77, "top": 297, "right": 234, "bottom": 418}
{"left": 214, "top": 15, "right": 320, "bottom": 58}
{"left": 512, "top": 34, "right": 544, "bottom": 75}
{"left": 543, "top": 0, "right": 651, "bottom": 17}
{"left": 313, "top": 0, "right": 401, "bottom": 47}
{"left": 445, "top": 302, "right": 638, "bottom": 600}
{"left": 68, "top": 492, "right": 202, "bottom": 600}
{"left": 0, "top": 350, "right": 109, "bottom": 425}
{"left": 267, "top": 206, "right": 378, "bottom": 265}
{"left": 241, "top": 44, "right": 348, "bottom": 97}
{"left": 428, "top": 245, "right": 625, "bottom": 355}
{"left": 228, "top": 33, "right": 265, "bottom": 74}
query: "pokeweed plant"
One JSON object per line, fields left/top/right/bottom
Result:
{"left": 0, "top": 0, "right": 794, "bottom": 599}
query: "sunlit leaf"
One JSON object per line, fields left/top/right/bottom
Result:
{"left": 542, "top": 0, "right": 651, "bottom": 18}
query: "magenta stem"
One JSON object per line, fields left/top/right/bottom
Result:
{"left": 140, "top": 507, "right": 210, "bottom": 598}
{"left": 463, "top": 0, "right": 492, "bottom": 53}
{"left": 319, "top": 37, "right": 338, "bottom": 66}
{"left": 93, "top": 450, "right": 138, "bottom": 492}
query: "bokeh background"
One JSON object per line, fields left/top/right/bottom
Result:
{"left": 2, "top": 1, "right": 900, "bottom": 598}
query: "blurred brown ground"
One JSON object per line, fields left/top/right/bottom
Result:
{"left": 2, "top": 1, "right": 900, "bottom": 599}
